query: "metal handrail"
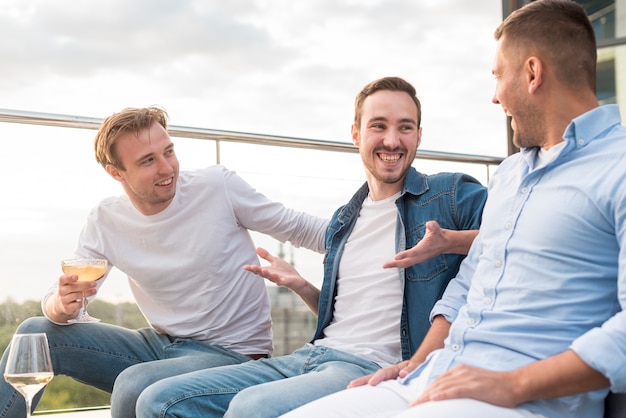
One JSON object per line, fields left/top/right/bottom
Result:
{"left": 0, "top": 108, "right": 504, "bottom": 166}
{"left": 2, "top": 108, "right": 502, "bottom": 416}
{"left": 33, "top": 406, "right": 111, "bottom": 416}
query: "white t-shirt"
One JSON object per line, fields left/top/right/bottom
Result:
{"left": 44, "top": 165, "right": 328, "bottom": 356}
{"left": 315, "top": 192, "right": 403, "bottom": 367}
{"left": 535, "top": 141, "right": 566, "bottom": 169}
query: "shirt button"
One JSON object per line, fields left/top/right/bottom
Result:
{"left": 505, "top": 222, "right": 512, "bottom": 230}
{"left": 495, "top": 260, "right": 502, "bottom": 267}
{"left": 578, "top": 139, "right": 585, "bottom": 146}
{"left": 484, "top": 296, "right": 492, "bottom": 305}
{"left": 521, "top": 187, "right": 529, "bottom": 194}
{"left": 467, "top": 318, "right": 476, "bottom": 325}
{"left": 451, "top": 344, "right": 460, "bottom": 351}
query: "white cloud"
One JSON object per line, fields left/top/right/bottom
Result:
{"left": 0, "top": 0, "right": 507, "bottom": 302}
{"left": 0, "top": 0, "right": 505, "bottom": 154}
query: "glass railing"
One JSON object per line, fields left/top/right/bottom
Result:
{"left": 0, "top": 108, "right": 504, "bottom": 415}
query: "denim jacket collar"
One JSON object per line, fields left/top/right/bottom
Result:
{"left": 336, "top": 168, "right": 429, "bottom": 225}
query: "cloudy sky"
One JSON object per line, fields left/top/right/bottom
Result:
{"left": 0, "top": 0, "right": 506, "bottom": 302}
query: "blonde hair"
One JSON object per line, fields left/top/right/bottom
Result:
{"left": 94, "top": 106, "right": 168, "bottom": 169}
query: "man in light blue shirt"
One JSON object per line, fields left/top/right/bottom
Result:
{"left": 281, "top": 1, "right": 626, "bottom": 417}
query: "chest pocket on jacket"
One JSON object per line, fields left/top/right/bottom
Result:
{"left": 405, "top": 255, "right": 448, "bottom": 281}
{"left": 404, "top": 223, "right": 449, "bottom": 281}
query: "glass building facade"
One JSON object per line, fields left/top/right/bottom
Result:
{"left": 502, "top": 0, "right": 626, "bottom": 154}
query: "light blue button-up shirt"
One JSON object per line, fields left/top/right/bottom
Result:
{"left": 416, "top": 105, "right": 626, "bottom": 418}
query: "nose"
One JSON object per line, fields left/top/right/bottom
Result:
{"left": 156, "top": 156, "right": 174, "bottom": 174}
{"left": 382, "top": 127, "right": 401, "bottom": 148}
{"left": 492, "top": 88, "right": 500, "bottom": 105}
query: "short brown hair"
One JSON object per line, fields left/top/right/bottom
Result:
{"left": 354, "top": 77, "right": 421, "bottom": 129}
{"left": 494, "top": 0, "right": 596, "bottom": 91}
{"left": 94, "top": 106, "right": 168, "bottom": 169}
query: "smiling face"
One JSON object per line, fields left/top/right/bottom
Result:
{"left": 352, "top": 89, "right": 421, "bottom": 200}
{"left": 106, "top": 122, "right": 179, "bottom": 215}
{"left": 492, "top": 37, "right": 545, "bottom": 149}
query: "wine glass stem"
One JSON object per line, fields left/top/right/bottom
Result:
{"left": 25, "top": 396, "right": 32, "bottom": 418}
{"left": 81, "top": 291, "right": 87, "bottom": 315}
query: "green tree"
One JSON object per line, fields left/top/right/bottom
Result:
{"left": 1, "top": 299, "right": 148, "bottom": 412}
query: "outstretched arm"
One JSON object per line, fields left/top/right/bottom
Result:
{"left": 383, "top": 220, "right": 478, "bottom": 269}
{"left": 244, "top": 247, "right": 321, "bottom": 314}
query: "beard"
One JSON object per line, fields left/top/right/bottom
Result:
{"left": 511, "top": 108, "right": 545, "bottom": 149}
{"left": 362, "top": 146, "right": 416, "bottom": 185}
{"left": 513, "top": 126, "right": 543, "bottom": 149}
{"left": 371, "top": 169, "right": 408, "bottom": 184}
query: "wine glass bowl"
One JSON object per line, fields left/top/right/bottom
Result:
{"left": 61, "top": 258, "right": 107, "bottom": 323}
{"left": 3, "top": 333, "right": 54, "bottom": 418}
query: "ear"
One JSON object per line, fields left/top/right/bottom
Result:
{"left": 526, "top": 56, "right": 543, "bottom": 95}
{"left": 105, "top": 164, "right": 125, "bottom": 183}
{"left": 351, "top": 124, "right": 360, "bottom": 147}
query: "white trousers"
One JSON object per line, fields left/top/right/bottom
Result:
{"left": 280, "top": 384, "right": 544, "bottom": 418}
{"left": 280, "top": 353, "right": 545, "bottom": 418}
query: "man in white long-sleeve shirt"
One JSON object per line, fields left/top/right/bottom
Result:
{"left": 0, "top": 106, "right": 328, "bottom": 418}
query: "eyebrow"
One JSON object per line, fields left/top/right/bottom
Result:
{"left": 134, "top": 143, "right": 174, "bottom": 165}
{"left": 367, "top": 116, "right": 417, "bottom": 125}
{"left": 134, "top": 151, "right": 155, "bottom": 165}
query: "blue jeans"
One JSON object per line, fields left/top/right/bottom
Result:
{"left": 0, "top": 317, "right": 252, "bottom": 418}
{"left": 136, "top": 344, "right": 381, "bottom": 418}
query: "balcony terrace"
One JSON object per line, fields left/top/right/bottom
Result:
{"left": 1, "top": 108, "right": 503, "bottom": 416}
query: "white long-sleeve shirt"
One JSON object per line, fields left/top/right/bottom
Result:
{"left": 44, "top": 165, "right": 328, "bottom": 356}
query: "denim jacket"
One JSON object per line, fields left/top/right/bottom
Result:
{"left": 312, "top": 168, "right": 487, "bottom": 360}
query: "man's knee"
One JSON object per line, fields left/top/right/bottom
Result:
{"left": 112, "top": 363, "right": 149, "bottom": 402}
{"left": 16, "top": 316, "right": 51, "bottom": 333}
{"left": 112, "top": 366, "right": 134, "bottom": 393}
{"left": 133, "top": 385, "right": 161, "bottom": 417}
{"left": 226, "top": 387, "right": 275, "bottom": 418}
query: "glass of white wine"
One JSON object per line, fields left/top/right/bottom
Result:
{"left": 4, "top": 333, "right": 54, "bottom": 418}
{"left": 62, "top": 258, "right": 108, "bottom": 323}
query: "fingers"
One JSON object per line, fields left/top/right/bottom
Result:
{"left": 347, "top": 374, "right": 372, "bottom": 388}
{"left": 398, "top": 360, "right": 419, "bottom": 378}
{"left": 425, "top": 219, "right": 441, "bottom": 232}
{"left": 366, "top": 371, "right": 389, "bottom": 387}
{"left": 243, "top": 264, "right": 263, "bottom": 274}
{"left": 55, "top": 274, "right": 97, "bottom": 316}
{"left": 348, "top": 363, "right": 405, "bottom": 388}
{"left": 382, "top": 256, "right": 413, "bottom": 269}
{"left": 245, "top": 248, "right": 277, "bottom": 276}
{"left": 409, "top": 365, "right": 515, "bottom": 408}
{"left": 382, "top": 220, "right": 445, "bottom": 269}
{"left": 61, "top": 275, "right": 96, "bottom": 296}
{"left": 243, "top": 263, "right": 282, "bottom": 285}
{"left": 255, "top": 247, "right": 275, "bottom": 263}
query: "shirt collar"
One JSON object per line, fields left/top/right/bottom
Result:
{"left": 519, "top": 104, "right": 622, "bottom": 167}
{"left": 401, "top": 167, "right": 428, "bottom": 197}
{"left": 563, "top": 104, "right": 622, "bottom": 150}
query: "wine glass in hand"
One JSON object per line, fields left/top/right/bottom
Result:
{"left": 3, "top": 333, "right": 54, "bottom": 418}
{"left": 62, "top": 258, "right": 107, "bottom": 323}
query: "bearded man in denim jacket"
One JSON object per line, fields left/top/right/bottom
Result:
{"left": 316, "top": 168, "right": 485, "bottom": 359}
{"left": 134, "top": 76, "right": 488, "bottom": 418}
